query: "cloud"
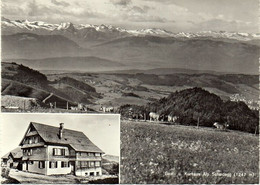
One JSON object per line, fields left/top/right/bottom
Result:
{"left": 110, "top": 0, "right": 131, "bottom": 6}
{"left": 196, "top": 18, "right": 257, "bottom": 32}
{"left": 130, "top": 5, "right": 150, "bottom": 14}
{"left": 1, "top": 2, "right": 26, "bottom": 16}
{"left": 128, "top": 14, "right": 166, "bottom": 23}
{"left": 51, "top": 0, "right": 70, "bottom": 7}
{"left": 28, "top": 0, "right": 39, "bottom": 16}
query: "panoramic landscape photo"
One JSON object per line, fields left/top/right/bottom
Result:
{"left": 1, "top": 0, "right": 259, "bottom": 184}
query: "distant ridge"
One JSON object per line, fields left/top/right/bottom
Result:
{"left": 100, "top": 67, "right": 255, "bottom": 75}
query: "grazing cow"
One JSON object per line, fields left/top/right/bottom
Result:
{"left": 167, "top": 115, "right": 178, "bottom": 122}
{"left": 100, "top": 106, "right": 114, "bottom": 113}
{"left": 213, "top": 122, "right": 229, "bottom": 130}
{"left": 149, "top": 112, "right": 160, "bottom": 122}
{"left": 159, "top": 114, "right": 167, "bottom": 121}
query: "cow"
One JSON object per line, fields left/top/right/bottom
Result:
{"left": 149, "top": 112, "right": 160, "bottom": 122}
{"left": 167, "top": 115, "right": 177, "bottom": 122}
{"left": 100, "top": 106, "right": 114, "bottom": 113}
{"left": 213, "top": 122, "right": 229, "bottom": 130}
{"left": 159, "top": 114, "right": 167, "bottom": 121}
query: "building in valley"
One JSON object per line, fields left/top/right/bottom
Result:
{"left": 19, "top": 122, "right": 104, "bottom": 176}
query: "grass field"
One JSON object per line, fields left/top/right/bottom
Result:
{"left": 120, "top": 120, "right": 259, "bottom": 184}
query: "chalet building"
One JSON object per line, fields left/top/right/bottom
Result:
{"left": 1, "top": 147, "right": 23, "bottom": 170}
{"left": 19, "top": 122, "right": 104, "bottom": 176}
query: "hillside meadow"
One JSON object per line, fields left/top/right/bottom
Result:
{"left": 120, "top": 120, "right": 259, "bottom": 184}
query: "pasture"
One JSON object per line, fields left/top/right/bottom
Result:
{"left": 120, "top": 120, "right": 259, "bottom": 184}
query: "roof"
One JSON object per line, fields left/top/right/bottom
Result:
{"left": 2, "top": 147, "right": 23, "bottom": 159}
{"left": 20, "top": 122, "right": 104, "bottom": 153}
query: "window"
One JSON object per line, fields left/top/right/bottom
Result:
{"left": 25, "top": 136, "right": 40, "bottom": 144}
{"left": 28, "top": 149, "right": 33, "bottom": 156}
{"left": 88, "top": 153, "right": 94, "bottom": 156}
{"left": 90, "top": 172, "right": 94, "bottom": 176}
{"left": 96, "top": 172, "right": 100, "bottom": 176}
{"left": 79, "top": 161, "right": 88, "bottom": 167}
{"left": 95, "top": 161, "right": 101, "bottom": 167}
{"left": 38, "top": 161, "right": 45, "bottom": 169}
{"left": 24, "top": 149, "right": 33, "bottom": 156}
{"left": 49, "top": 161, "right": 58, "bottom": 168}
{"left": 89, "top": 161, "right": 95, "bottom": 167}
{"left": 61, "top": 161, "right": 68, "bottom": 168}
{"left": 53, "top": 148, "right": 65, "bottom": 156}
{"left": 95, "top": 153, "right": 100, "bottom": 157}
{"left": 35, "top": 137, "right": 39, "bottom": 143}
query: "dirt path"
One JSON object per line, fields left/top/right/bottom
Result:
{"left": 8, "top": 169, "right": 118, "bottom": 184}
{"left": 9, "top": 169, "right": 79, "bottom": 184}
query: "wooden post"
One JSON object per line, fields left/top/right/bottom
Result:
{"left": 197, "top": 117, "right": 200, "bottom": 128}
{"left": 255, "top": 126, "right": 258, "bottom": 136}
{"left": 144, "top": 113, "right": 146, "bottom": 121}
{"left": 55, "top": 102, "right": 56, "bottom": 109}
{"left": 67, "top": 102, "right": 69, "bottom": 110}
{"left": 24, "top": 100, "right": 26, "bottom": 110}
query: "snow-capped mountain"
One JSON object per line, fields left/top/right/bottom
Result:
{"left": 2, "top": 17, "right": 259, "bottom": 42}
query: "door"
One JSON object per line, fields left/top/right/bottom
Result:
{"left": 70, "top": 162, "right": 75, "bottom": 175}
{"left": 26, "top": 162, "right": 29, "bottom": 171}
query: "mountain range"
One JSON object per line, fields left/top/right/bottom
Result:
{"left": 2, "top": 17, "right": 260, "bottom": 41}
{"left": 2, "top": 17, "right": 259, "bottom": 74}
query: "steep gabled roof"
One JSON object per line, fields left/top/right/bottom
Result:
{"left": 20, "top": 122, "right": 104, "bottom": 153}
{"left": 2, "top": 147, "right": 23, "bottom": 159}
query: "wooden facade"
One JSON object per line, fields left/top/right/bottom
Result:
{"left": 19, "top": 122, "right": 104, "bottom": 176}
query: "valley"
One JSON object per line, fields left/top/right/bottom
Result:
{"left": 1, "top": 62, "right": 259, "bottom": 113}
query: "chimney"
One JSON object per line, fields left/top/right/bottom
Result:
{"left": 59, "top": 123, "right": 64, "bottom": 139}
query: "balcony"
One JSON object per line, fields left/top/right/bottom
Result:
{"left": 21, "top": 142, "right": 45, "bottom": 148}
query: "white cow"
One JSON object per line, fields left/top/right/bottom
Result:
{"left": 213, "top": 122, "right": 229, "bottom": 130}
{"left": 100, "top": 106, "right": 114, "bottom": 113}
{"left": 168, "top": 115, "right": 178, "bottom": 123}
{"left": 149, "top": 112, "right": 160, "bottom": 122}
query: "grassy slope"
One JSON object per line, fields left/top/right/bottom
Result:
{"left": 121, "top": 120, "right": 259, "bottom": 184}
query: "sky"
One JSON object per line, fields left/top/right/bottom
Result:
{"left": 0, "top": 113, "right": 120, "bottom": 157}
{"left": 1, "top": 0, "right": 258, "bottom": 33}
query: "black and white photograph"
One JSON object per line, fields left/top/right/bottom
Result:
{"left": 0, "top": 0, "right": 259, "bottom": 184}
{"left": 0, "top": 114, "right": 120, "bottom": 184}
